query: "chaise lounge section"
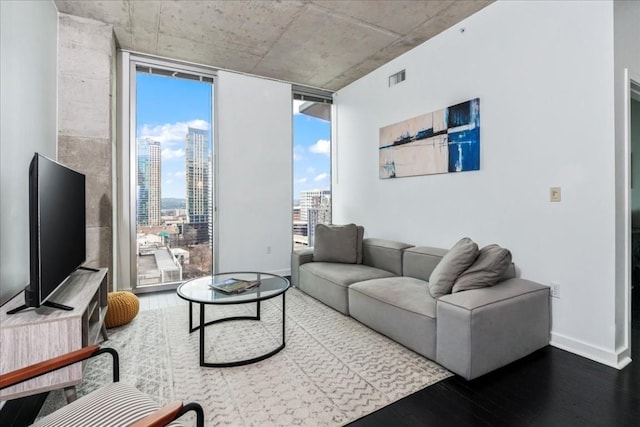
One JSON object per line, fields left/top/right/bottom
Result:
{"left": 291, "top": 230, "right": 550, "bottom": 380}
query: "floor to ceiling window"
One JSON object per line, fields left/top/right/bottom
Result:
{"left": 119, "top": 54, "right": 215, "bottom": 292}
{"left": 292, "top": 91, "right": 332, "bottom": 248}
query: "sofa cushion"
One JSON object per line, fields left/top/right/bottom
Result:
{"left": 403, "top": 246, "right": 448, "bottom": 282}
{"left": 350, "top": 277, "right": 436, "bottom": 319}
{"left": 362, "top": 238, "right": 414, "bottom": 275}
{"left": 452, "top": 244, "right": 512, "bottom": 293}
{"left": 428, "top": 237, "right": 479, "bottom": 298}
{"left": 299, "top": 262, "right": 396, "bottom": 315}
{"left": 313, "top": 223, "right": 358, "bottom": 263}
{"left": 349, "top": 277, "right": 437, "bottom": 359}
{"left": 301, "top": 262, "right": 396, "bottom": 288}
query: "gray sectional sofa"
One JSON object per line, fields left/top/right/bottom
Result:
{"left": 291, "top": 237, "right": 550, "bottom": 380}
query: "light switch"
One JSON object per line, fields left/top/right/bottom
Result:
{"left": 550, "top": 187, "right": 561, "bottom": 202}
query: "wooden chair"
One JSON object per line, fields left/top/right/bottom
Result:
{"left": 0, "top": 345, "right": 204, "bottom": 427}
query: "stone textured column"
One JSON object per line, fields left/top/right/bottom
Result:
{"left": 57, "top": 14, "right": 114, "bottom": 287}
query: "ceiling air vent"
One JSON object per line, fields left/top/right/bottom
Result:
{"left": 389, "top": 70, "right": 406, "bottom": 87}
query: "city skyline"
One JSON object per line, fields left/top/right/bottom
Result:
{"left": 136, "top": 73, "right": 330, "bottom": 200}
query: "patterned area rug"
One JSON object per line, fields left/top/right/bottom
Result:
{"left": 39, "top": 288, "right": 451, "bottom": 426}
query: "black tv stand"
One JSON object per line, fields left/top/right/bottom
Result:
{"left": 43, "top": 300, "right": 74, "bottom": 310}
{"left": 7, "top": 300, "right": 74, "bottom": 315}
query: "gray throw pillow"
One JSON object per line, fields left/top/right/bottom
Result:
{"left": 428, "top": 237, "right": 479, "bottom": 298}
{"left": 452, "top": 244, "right": 512, "bottom": 293}
{"left": 313, "top": 223, "right": 358, "bottom": 264}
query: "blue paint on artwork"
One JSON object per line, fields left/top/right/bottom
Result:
{"left": 447, "top": 100, "right": 474, "bottom": 128}
{"left": 448, "top": 140, "right": 480, "bottom": 172}
{"left": 447, "top": 98, "right": 480, "bottom": 172}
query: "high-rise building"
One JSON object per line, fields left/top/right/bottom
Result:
{"left": 137, "top": 138, "right": 161, "bottom": 226}
{"left": 300, "top": 190, "right": 331, "bottom": 222}
{"left": 300, "top": 190, "right": 331, "bottom": 245}
{"left": 185, "top": 127, "right": 210, "bottom": 244}
{"left": 208, "top": 153, "right": 213, "bottom": 248}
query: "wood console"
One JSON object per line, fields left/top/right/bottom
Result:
{"left": 0, "top": 268, "right": 108, "bottom": 400}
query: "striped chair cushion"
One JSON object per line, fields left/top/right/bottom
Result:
{"left": 33, "top": 382, "right": 182, "bottom": 427}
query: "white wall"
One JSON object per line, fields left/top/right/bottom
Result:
{"left": 0, "top": 0, "right": 58, "bottom": 306}
{"left": 334, "top": 1, "right": 621, "bottom": 366}
{"left": 216, "top": 71, "right": 292, "bottom": 275}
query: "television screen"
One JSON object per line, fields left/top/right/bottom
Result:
{"left": 30, "top": 153, "right": 86, "bottom": 307}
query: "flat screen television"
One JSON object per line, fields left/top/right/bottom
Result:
{"left": 8, "top": 153, "right": 87, "bottom": 314}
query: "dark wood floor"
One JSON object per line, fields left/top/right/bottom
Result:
{"left": 2, "top": 287, "right": 639, "bottom": 427}
{"left": 348, "top": 286, "right": 640, "bottom": 427}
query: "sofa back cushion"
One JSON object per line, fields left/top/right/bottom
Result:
{"left": 356, "top": 225, "right": 364, "bottom": 264}
{"left": 403, "top": 246, "right": 448, "bottom": 281}
{"left": 313, "top": 224, "right": 359, "bottom": 263}
{"left": 362, "top": 238, "right": 413, "bottom": 275}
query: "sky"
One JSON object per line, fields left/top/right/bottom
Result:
{"left": 136, "top": 73, "right": 330, "bottom": 200}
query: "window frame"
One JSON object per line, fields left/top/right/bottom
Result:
{"left": 292, "top": 87, "right": 333, "bottom": 249}
{"left": 116, "top": 51, "right": 217, "bottom": 293}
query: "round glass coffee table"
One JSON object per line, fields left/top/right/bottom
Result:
{"left": 177, "top": 272, "right": 290, "bottom": 367}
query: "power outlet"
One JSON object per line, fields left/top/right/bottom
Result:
{"left": 550, "top": 283, "right": 560, "bottom": 298}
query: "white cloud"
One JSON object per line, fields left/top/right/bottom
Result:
{"left": 172, "top": 171, "right": 185, "bottom": 178}
{"left": 314, "top": 173, "right": 329, "bottom": 182}
{"left": 296, "top": 178, "right": 307, "bottom": 184}
{"left": 162, "top": 148, "right": 185, "bottom": 160}
{"left": 165, "top": 179, "right": 174, "bottom": 184}
{"left": 309, "top": 139, "right": 330, "bottom": 156}
{"left": 187, "top": 119, "right": 210, "bottom": 130}
{"left": 306, "top": 167, "right": 316, "bottom": 174}
{"left": 139, "top": 119, "right": 210, "bottom": 148}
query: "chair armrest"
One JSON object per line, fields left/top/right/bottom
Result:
{"left": 0, "top": 345, "right": 119, "bottom": 390}
{"left": 291, "top": 248, "right": 314, "bottom": 287}
{"left": 131, "top": 401, "right": 205, "bottom": 427}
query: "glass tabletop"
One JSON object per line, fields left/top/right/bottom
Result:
{"left": 177, "top": 272, "right": 290, "bottom": 305}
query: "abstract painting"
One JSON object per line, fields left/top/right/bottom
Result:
{"left": 379, "top": 98, "right": 480, "bottom": 178}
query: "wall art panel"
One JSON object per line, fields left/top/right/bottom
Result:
{"left": 379, "top": 98, "right": 480, "bottom": 178}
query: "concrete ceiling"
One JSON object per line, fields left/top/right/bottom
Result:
{"left": 54, "top": 0, "right": 492, "bottom": 91}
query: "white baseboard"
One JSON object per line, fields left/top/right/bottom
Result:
{"left": 550, "top": 332, "right": 631, "bottom": 369}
